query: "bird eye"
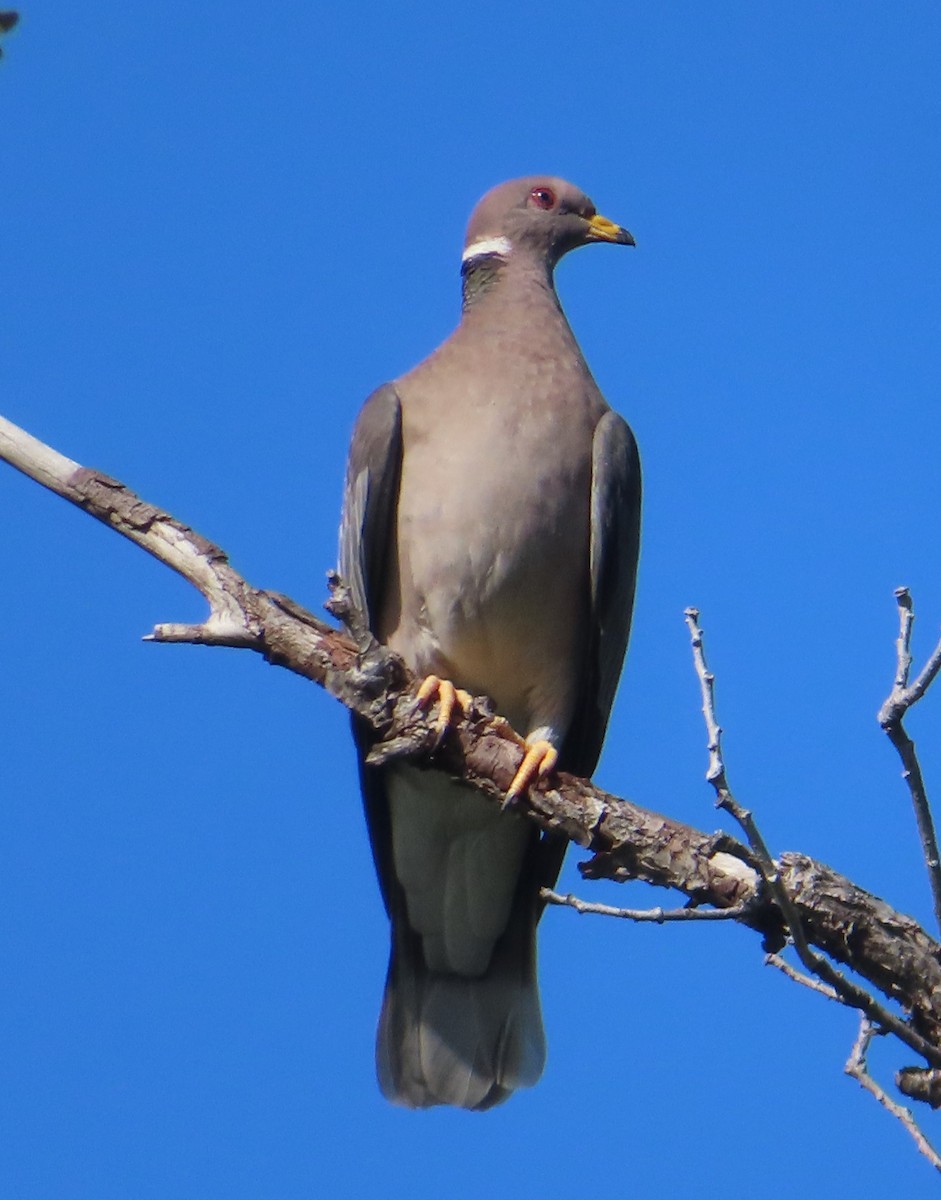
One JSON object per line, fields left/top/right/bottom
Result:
{"left": 529, "top": 187, "right": 556, "bottom": 211}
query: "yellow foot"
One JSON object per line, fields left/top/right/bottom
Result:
{"left": 414, "top": 675, "right": 474, "bottom": 745}
{"left": 506, "top": 739, "right": 558, "bottom": 804}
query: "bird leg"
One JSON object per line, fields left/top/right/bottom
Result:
{"left": 414, "top": 675, "right": 474, "bottom": 748}
{"left": 505, "top": 740, "right": 558, "bottom": 804}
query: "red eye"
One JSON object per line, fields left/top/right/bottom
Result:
{"left": 529, "top": 186, "right": 556, "bottom": 211}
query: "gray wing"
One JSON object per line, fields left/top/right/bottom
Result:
{"left": 560, "top": 408, "right": 641, "bottom": 778}
{"left": 339, "top": 382, "right": 403, "bottom": 624}
{"left": 339, "top": 382, "right": 405, "bottom": 917}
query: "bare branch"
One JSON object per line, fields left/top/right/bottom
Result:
{"left": 541, "top": 889, "right": 751, "bottom": 923}
{"left": 878, "top": 588, "right": 941, "bottom": 934}
{"left": 846, "top": 1018, "right": 941, "bottom": 1173}
{"left": 685, "top": 606, "right": 939, "bottom": 1066}
{"left": 765, "top": 953, "right": 841, "bottom": 1002}
{"left": 683, "top": 609, "right": 782, "bottom": 873}
{"left": 891, "top": 587, "right": 916, "bottom": 691}
{"left": 4, "top": 413, "right": 941, "bottom": 1072}
{"left": 880, "top": 588, "right": 941, "bottom": 714}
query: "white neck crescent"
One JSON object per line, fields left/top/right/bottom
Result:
{"left": 461, "top": 235, "right": 512, "bottom": 264}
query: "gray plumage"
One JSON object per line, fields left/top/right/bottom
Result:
{"left": 340, "top": 176, "right": 641, "bottom": 1109}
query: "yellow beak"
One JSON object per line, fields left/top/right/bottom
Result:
{"left": 586, "top": 213, "right": 636, "bottom": 246}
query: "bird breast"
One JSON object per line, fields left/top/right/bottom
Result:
{"left": 382, "top": 355, "right": 603, "bottom": 741}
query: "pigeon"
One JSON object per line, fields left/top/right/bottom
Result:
{"left": 340, "top": 176, "right": 640, "bottom": 1109}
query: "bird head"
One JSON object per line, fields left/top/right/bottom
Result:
{"left": 462, "top": 176, "right": 635, "bottom": 272}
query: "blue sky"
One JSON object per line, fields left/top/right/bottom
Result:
{"left": 2, "top": 3, "right": 940, "bottom": 1196}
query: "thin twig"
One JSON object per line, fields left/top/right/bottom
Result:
{"left": 541, "top": 889, "right": 750, "bottom": 923}
{"left": 685, "top": 607, "right": 941, "bottom": 1069}
{"left": 846, "top": 1017, "right": 941, "bottom": 1173}
{"left": 893, "top": 589, "right": 916, "bottom": 690}
{"left": 878, "top": 588, "right": 941, "bottom": 936}
{"left": 685, "top": 605, "right": 812, "bottom": 903}
{"left": 765, "top": 953, "right": 841, "bottom": 1002}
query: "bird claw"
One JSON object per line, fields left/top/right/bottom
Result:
{"left": 414, "top": 675, "right": 473, "bottom": 748}
{"left": 504, "top": 739, "right": 558, "bottom": 807}
{"left": 414, "top": 679, "right": 558, "bottom": 799}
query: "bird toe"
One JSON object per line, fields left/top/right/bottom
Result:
{"left": 414, "top": 675, "right": 472, "bottom": 747}
{"left": 505, "top": 740, "right": 558, "bottom": 805}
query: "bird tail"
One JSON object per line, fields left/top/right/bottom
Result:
{"left": 376, "top": 900, "right": 546, "bottom": 1110}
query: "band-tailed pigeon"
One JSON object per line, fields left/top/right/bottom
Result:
{"left": 340, "top": 176, "right": 641, "bottom": 1109}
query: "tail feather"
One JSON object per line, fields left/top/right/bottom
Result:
{"left": 355, "top": 742, "right": 569, "bottom": 1110}
{"left": 377, "top": 903, "right": 545, "bottom": 1110}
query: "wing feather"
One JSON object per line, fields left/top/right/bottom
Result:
{"left": 561, "top": 409, "right": 641, "bottom": 778}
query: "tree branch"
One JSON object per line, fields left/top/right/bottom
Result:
{"left": 685, "top": 606, "right": 940, "bottom": 1066}
{"left": 4, "top": 412, "right": 941, "bottom": 1075}
{"left": 541, "top": 889, "right": 753, "bottom": 923}
{"left": 846, "top": 1018, "right": 941, "bottom": 1174}
{"left": 765, "top": 953, "right": 841, "bottom": 1002}
{"left": 878, "top": 587, "right": 941, "bottom": 935}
